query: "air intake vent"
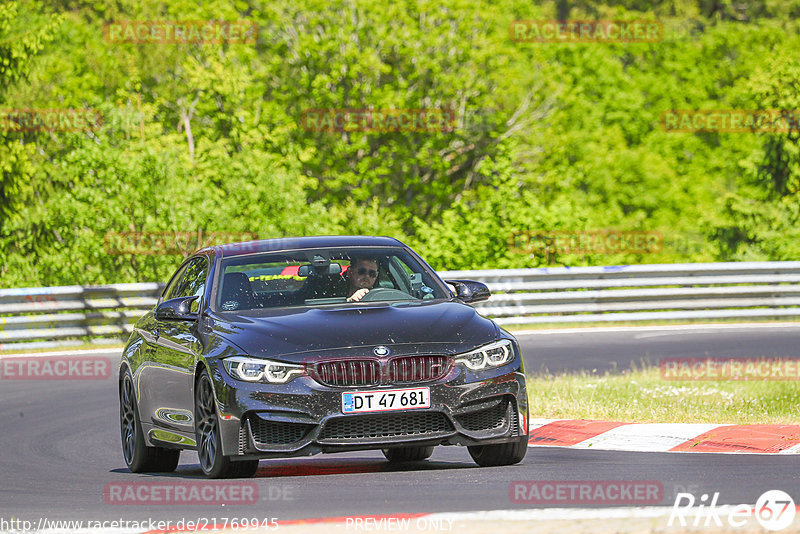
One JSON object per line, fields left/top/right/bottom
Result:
{"left": 248, "top": 418, "right": 313, "bottom": 446}
{"left": 319, "top": 412, "right": 453, "bottom": 442}
{"left": 456, "top": 398, "right": 515, "bottom": 433}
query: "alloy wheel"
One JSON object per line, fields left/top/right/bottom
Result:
{"left": 196, "top": 375, "right": 218, "bottom": 473}
{"left": 120, "top": 375, "right": 137, "bottom": 464}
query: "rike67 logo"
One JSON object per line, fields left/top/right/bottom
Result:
{"left": 669, "top": 490, "right": 796, "bottom": 531}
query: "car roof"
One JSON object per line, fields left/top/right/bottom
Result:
{"left": 201, "top": 235, "right": 407, "bottom": 258}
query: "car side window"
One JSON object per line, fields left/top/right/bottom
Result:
{"left": 173, "top": 257, "right": 209, "bottom": 312}
{"left": 161, "top": 263, "right": 189, "bottom": 303}
{"left": 391, "top": 256, "right": 437, "bottom": 299}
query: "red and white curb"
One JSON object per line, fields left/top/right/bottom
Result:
{"left": 529, "top": 419, "right": 800, "bottom": 453}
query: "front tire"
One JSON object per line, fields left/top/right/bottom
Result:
{"left": 119, "top": 371, "right": 180, "bottom": 473}
{"left": 195, "top": 370, "right": 259, "bottom": 478}
{"left": 468, "top": 437, "right": 528, "bottom": 467}
{"left": 382, "top": 446, "right": 434, "bottom": 462}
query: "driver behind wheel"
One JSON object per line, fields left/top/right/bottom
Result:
{"left": 346, "top": 257, "right": 380, "bottom": 302}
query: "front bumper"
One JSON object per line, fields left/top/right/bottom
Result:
{"left": 208, "top": 360, "right": 529, "bottom": 459}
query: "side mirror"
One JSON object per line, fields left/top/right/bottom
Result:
{"left": 444, "top": 279, "right": 490, "bottom": 304}
{"left": 155, "top": 296, "right": 199, "bottom": 321}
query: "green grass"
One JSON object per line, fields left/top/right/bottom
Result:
{"left": 527, "top": 366, "right": 800, "bottom": 424}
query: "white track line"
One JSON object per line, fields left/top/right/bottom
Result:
{"left": 513, "top": 322, "right": 800, "bottom": 336}
{"left": 425, "top": 507, "right": 676, "bottom": 521}
{"left": 0, "top": 348, "right": 122, "bottom": 359}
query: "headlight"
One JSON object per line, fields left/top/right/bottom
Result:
{"left": 223, "top": 356, "right": 304, "bottom": 384}
{"left": 454, "top": 340, "right": 514, "bottom": 371}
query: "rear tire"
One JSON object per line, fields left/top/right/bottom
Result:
{"left": 468, "top": 437, "right": 527, "bottom": 467}
{"left": 195, "top": 370, "right": 259, "bottom": 478}
{"left": 382, "top": 446, "right": 434, "bottom": 462}
{"left": 119, "top": 371, "right": 180, "bottom": 473}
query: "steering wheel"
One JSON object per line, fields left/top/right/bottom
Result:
{"left": 358, "top": 288, "right": 413, "bottom": 302}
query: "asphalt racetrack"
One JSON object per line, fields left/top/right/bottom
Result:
{"left": 2, "top": 324, "right": 800, "bottom": 525}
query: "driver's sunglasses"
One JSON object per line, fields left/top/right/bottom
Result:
{"left": 357, "top": 267, "right": 378, "bottom": 278}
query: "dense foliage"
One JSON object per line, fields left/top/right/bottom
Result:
{"left": 1, "top": 0, "right": 798, "bottom": 287}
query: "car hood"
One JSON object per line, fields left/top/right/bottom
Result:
{"left": 210, "top": 300, "right": 499, "bottom": 361}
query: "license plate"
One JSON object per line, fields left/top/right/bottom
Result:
{"left": 342, "top": 387, "right": 430, "bottom": 414}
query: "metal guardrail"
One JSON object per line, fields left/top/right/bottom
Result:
{"left": 0, "top": 283, "right": 164, "bottom": 350}
{"left": 2, "top": 262, "right": 800, "bottom": 350}
{"left": 450, "top": 261, "right": 800, "bottom": 325}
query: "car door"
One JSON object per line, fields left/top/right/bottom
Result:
{"left": 136, "top": 260, "right": 188, "bottom": 362}
{"left": 147, "top": 256, "right": 210, "bottom": 446}
{"left": 134, "top": 260, "right": 188, "bottom": 426}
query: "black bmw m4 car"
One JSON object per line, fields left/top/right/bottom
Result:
{"left": 119, "top": 236, "right": 529, "bottom": 478}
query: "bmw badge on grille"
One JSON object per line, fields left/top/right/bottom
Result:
{"left": 373, "top": 346, "right": 390, "bottom": 356}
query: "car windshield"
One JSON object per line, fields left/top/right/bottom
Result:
{"left": 215, "top": 247, "right": 448, "bottom": 311}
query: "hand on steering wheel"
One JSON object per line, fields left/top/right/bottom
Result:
{"left": 347, "top": 288, "right": 370, "bottom": 302}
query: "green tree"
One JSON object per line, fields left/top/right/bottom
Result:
{"left": 714, "top": 51, "right": 800, "bottom": 260}
{"left": 0, "top": 1, "right": 62, "bottom": 234}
